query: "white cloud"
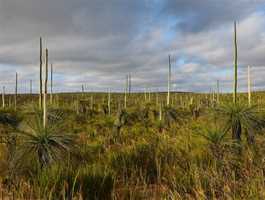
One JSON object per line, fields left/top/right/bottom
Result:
{"left": 0, "top": 0, "right": 264, "bottom": 93}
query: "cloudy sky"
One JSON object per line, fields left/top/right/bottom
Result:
{"left": 0, "top": 0, "right": 265, "bottom": 93}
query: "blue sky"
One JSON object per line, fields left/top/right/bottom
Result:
{"left": 0, "top": 0, "right": 265, "bottom": 93}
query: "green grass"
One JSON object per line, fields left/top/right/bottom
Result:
{"left": 0, "top": 92, "right": 265, "bottom": 199}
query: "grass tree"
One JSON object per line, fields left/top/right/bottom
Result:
{"left": 113, "top": 109, "right": 130, "bottom": 138}
{"left": 215, "top": 22, "right": 264, "bottom": 143}
{"left": 195, "top": 127, "right": 231, "bottom": 159}
{"left": 16, "top": 110, "right": 75, "bottom": 168}
{"left": 214, "top": 22, "right": 265, "bottom": 143}
{"left": 214, "top": 103, "right": 265, "bottom": 143}
{"left": 163, "top": 106, "right": 183, "bottom": 128}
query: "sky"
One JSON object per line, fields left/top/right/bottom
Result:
{"left": 0, "top": 0, "right": 265, "bottom": 93}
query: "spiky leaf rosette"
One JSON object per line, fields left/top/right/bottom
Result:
{"left": 15, "top": 109, "right": 75, "bottom": 168}
{"left": 163, "top": 106, "right": 186, "bottom": 128}
{"left": 214, "top": 103, "right": 265, "bottom": 142}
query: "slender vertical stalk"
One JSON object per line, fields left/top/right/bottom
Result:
{"left": 159, "top": 102, "right": 162, "bottom": 121}
{"left": 124, "top": 75, "right": 128, "bottom": 109}
{"left": 2, "top": 86, "right": 5, "bottom": 108}
{"left": 127, "top": 75, "right": 129, "bottom": 94}
{"left": 39, "top": 37, "right": 43, "bottom": 109}
{"left": 76, "top": 100, "right": 79, "bottom": 115}
{"left": 128, "top": 73, "right": 131, "bottom": 95}
{"left": 90, "top": 95, "right": 93, "bottom": 110}
{"left": 233, "top": 21, "right": 238, "bottom": 104}
{"left": 248, "top": 65, "right": 251, "bottom": 106}
{"left": 50, "top": 63, "right": 53, "bottom": 104}
{"left": 148, "top": 88, "right": 151, "bottom": 102}
{"left": 43, "top": 48, "right": 48, "bottom": 128}
{"left": 30, "top": 80, "right": 32, "bottom": 95}
{"left": 144, "top": 86, "right": 147, "bottom": 102}
{"left": 108, "top": 88, "right": 111, "bottom": 115}
{"left": 180, "top": 96, "right": 183, "bottom": 107}
{"left": 212, "top": 88, "right": 215, "bottom": 104}
{"left": 217, "top": 80, "right": 220, "bottom": 104}
{"left": 15, "top": 72, "right": 18, "bottom": 110}
{"left": 8, "top": 96, "right": 11, "bottom": 108}
{"left": 167, "top": 55, "right": 171, "bottom": 106}
{"left": 56, "top": 94, "right": 59, "bottom": 107}
{"left": 82, "top": 85, "right": 84, "bottom": 97}
{"left": 130, "top": 74, "right": 132, "bottom": 94}
{"left": 190, "top": 97, "right": 194, "bottom": 105}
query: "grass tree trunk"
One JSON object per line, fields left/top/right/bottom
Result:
{"left": 167, "top": 55, "right": 171, "bottom": 106}
{"left": 232, "top": 122, "right": 241, "bottom": 141}
{"left": 233, "top": 21, "right": 238, "bottom": 104}
{"left": 2, "top": 86, "right": 5, "bottom": 108}
{"left": 15, "top": 72, "right": 18, "bottom": 110}
{"left": 248, "top": 65, "right": 251, "bottom": 106}
{"left": 39, "top": 37, "right": 43, "bottom": 110}
{"left": 43, "top": 48, "right": 48, "bottom": 128}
